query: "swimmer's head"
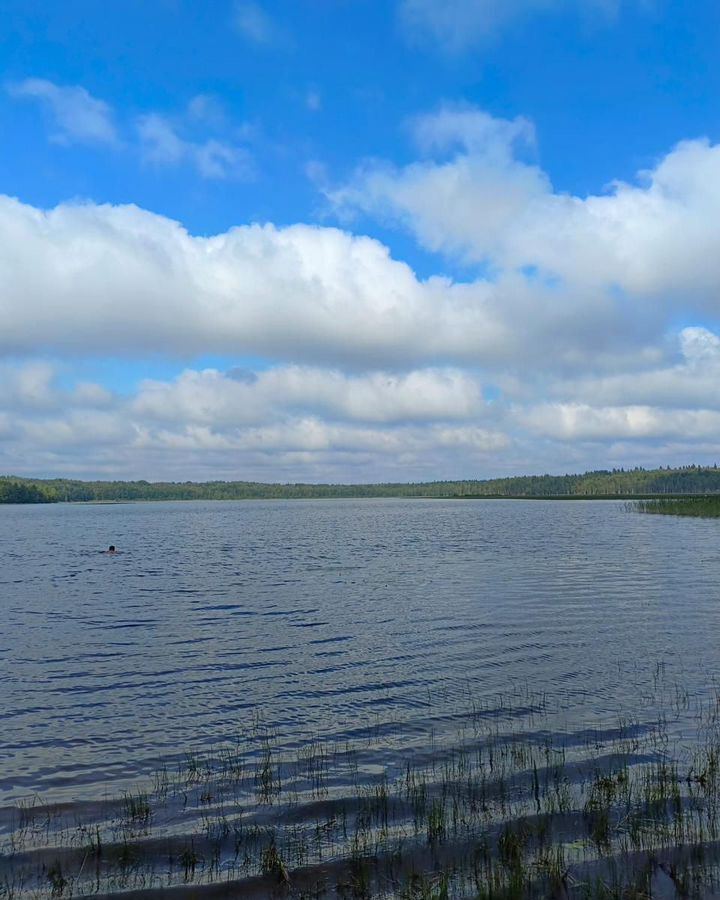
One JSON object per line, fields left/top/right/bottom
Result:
{"left": 108, "top": 545, "right": 116, "bottom": 552}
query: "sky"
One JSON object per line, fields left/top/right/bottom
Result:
{"left": 2, "top": 0, "right": 720, "bottom": 483}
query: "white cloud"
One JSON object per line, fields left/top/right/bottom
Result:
{"left": 0, "top": 361, "right": 507, "bottom": 480}
{"left": 132, "top": 366, "right": 486, "bottom": 426}
{"left": 533, "top": 327, "right": 720, "bottom": 413}
{"left": 19, "top": 409, "right": 133, "bottom": 448}
{"left": 331, "top": 106, "right": 548, "bottom": 264}
{"left": 680, "top": 326, "right": 720, "bottom": 364}
{"left": 522, "top": 404, "right": 720, "bottom": 442}
{"left": 400, "top": 0, "right": 629, "bottom": 51}
{"left": 0, "top": 191, "right": 688, "bottom": 375}
{"left": 4, "top": 339, "right": 720, "bottom": 480}
{"left": 0, "top": 194, "right": 550, "bottom": 369}
{"left": 8, "top": 78, "right": 118, "bottom": 145}
{"left": 0, "top": 361, "right": 111, "bottom": 412}
{"left": 4, "top": 361, "right": 56, "bottom": 408}
{"left": 137, "top": 114, "right": 252, "bottom": 180}
{"left": 411, "top": 104, "right": 537, "bottom": 156}
{"left": 332, "top": 106, "right": 720, "bottom": 313}
{"left": 4, "top": 99, "right": 720, "bottom": 480}
{"left": 9, "top": 79, "right": 253, "bottom": 181}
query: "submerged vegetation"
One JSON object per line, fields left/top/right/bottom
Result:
{"left": 635, "top": 496, "right": 720, "bottom": 518}
{"left": 4, "top": 676, "right": 720, "bottom": 898}
{"left": 2, "top": 463, "right": 720, "bottom": 504}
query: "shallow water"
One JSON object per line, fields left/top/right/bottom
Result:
{"left": 2, "top": 498, "right": 720, "bottom": 896}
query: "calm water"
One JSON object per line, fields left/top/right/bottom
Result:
{"left": 2, "top": 498, "right": 719, "bottom": 808}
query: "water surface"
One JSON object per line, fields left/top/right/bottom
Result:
{"left": 2, "top": 499, "right": 719, "bottom": 896}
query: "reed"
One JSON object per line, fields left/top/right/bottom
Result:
{"left": 4, "top": 679, "right": 720, "bottom": 898}
{"left": 634, "top": 496, "right": 720, "bottom": 517}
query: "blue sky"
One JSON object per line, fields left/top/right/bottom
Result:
{"left": 2, "top": 0, "right": 720, "bottom": 481}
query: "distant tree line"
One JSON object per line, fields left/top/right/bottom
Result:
{"left": 0, "top": 480, "right": 55, "bottom": 504}
{"left": 2, "top": 464, "right": 720, "bottom": 504}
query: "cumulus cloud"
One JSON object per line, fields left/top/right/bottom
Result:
{"left": 0, "top": 191, "right": 693, "bottom": 374}
{"left": 0, "top": 195, "right": 533, "bottom": 368}
{"left": 331, "top": 106, "right": 548, "bottom": 264}
{"left": 0, "top": 361, "right": 112, "bottom": 412}
{"left": 4, "top": 98, "right": 720, "bottom": 479}
{"left": 400, "top": 0, "right": 629, "bottom": 51}
{"left": 534, "top": 328, "right": 720, "bottom": 412}
{"left": 8, "top": 78, "right": 118, "bottom": 145}
{"left": 133, "top": 366, "right": 486, "bottom": 426}
{"left": 4, "top": 333, "right": 720, "bottom": 480}
{"left": 331, "top": 106, "right": 720, "bottom": 311}
{"left": 522, "top": 404, "right": 720, "bottom": 442}
{"left": 0, "top": 361, "right": 507, "bottom": 480}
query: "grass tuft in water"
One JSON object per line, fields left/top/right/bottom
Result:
{"left": 6, "top": 679, "right": 720, "bottom": 897}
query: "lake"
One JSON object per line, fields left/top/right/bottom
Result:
{"left": 2, "top": 499, "right": 720, "bottom": 898}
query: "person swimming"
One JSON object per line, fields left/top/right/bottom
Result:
{"left": 103, "top": 545, "right": 118, "bottom": 554}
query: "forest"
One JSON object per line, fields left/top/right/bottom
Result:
{"left": 2, "top": 464, "right": 720, "bottom": 503}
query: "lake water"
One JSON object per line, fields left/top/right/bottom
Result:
{"left": 2, "top": 498, "right": 720, "bottom": 897}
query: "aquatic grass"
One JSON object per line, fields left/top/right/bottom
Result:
{"left": 634, "top": 496, "right": 720, "bottom": 517}
{"left": 260, "top": 841, "right": 290, "bottom": 884}
{"left": 6, "top": 680, "right": 720, "bottom": 897}
{"left": 121, "top": 791, "right": 152, "bottom": 829}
